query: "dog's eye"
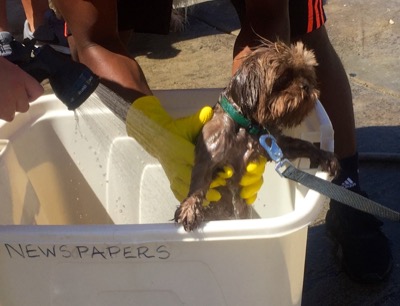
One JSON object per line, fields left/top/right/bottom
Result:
{"left": 300, "top": 83, "right": 309, "bottom": 92}
{"left": 272, "top": 70, "right": 293, "bottom": 92}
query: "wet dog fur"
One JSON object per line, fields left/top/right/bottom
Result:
{"left": 174, "top": 41, "right": 339, "bottom": 231}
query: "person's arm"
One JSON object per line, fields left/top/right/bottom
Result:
{"left": 0, "top": 57, "right": 43, "bottom": 121}
{"left": 52, "top": 0, "right": 152, "bottom": 102}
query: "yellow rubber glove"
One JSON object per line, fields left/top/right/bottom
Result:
{"left": 125, "top": 95, "right": 266, "bottom": 204}
{"left": 205, "top": 157, "right": 266, "bottom": 205}
{"left": 239, "top": 156, "right": 267, "bottom": 204}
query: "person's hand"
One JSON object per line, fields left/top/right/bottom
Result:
{"left": 125, "top": 95, "right": 209, "bottom": 201}
{"left": 0, "top": 57, "right": 43, "bottom": 121}
{"left": 125, "top": 95, "right": 266, "bottom": 204}
{"left": 206, "top": 156, "right": 267, "bottom": 205}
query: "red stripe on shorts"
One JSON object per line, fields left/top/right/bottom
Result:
{"left": 314, "top": 0, "right": 321, "bottom": 28}
{"left": 307, "top": 0, "right": 314, "bottom": 33}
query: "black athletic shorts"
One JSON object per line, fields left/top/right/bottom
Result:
{"left": 116, "top": 0, "right": 326, "bottom": 36}
{"left": 117, "top": 0, "right": 173, "bottom": 34}
{"left": 231, "top": 0, "right": 327, "bottom": 38}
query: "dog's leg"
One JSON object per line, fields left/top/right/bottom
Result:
{"left": 174, "top": 161, "right": 213, "bottom": 231}
{"left": 276, "top": 135, "right": 340, "bottom": 176}
{"left": 175, "top": 119, "right": 244, "bottom": 229}
{"left": 175, "top": 126, "right": 227, "bottom": 231}
{"left": 175, "top": 192, "right": 205, "bottom": 232}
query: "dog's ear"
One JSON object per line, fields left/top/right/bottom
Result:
{"left": 225, "top": 54, "right": 266, "bottom": 117}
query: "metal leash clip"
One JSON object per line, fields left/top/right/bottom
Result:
{"left": 259, "top": 134, "right": 292, "bottom": 177}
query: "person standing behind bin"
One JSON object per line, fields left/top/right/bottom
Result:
{"left": 230, "top": 0, "right": 392, "bottom": 283}
{"left": 50, "top": 0, "right": 392, "bottom": 283}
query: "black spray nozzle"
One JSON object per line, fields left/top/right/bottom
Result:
{"left": 7, "top": 38, "right": 99, "bottom": 110}
{"left": 33, "top": 45, "right": 100, "bottom": 110}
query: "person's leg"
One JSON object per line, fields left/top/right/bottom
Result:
{"left": 21, "top": 0, "right": 48, "bottom": 32}
{"left": 296, "top": 24, "right": 392, "bottom": 283}
{"left": 287, "top": 0, "right": 392, "bottom": 282}
{"left": 0, "top": 0, "right": 8, "bottom": 31}
{"left": 288, "top": 1, "right": 359, "bottom": 179}
{"left": 294, "top": 26, "right": 356, "bottom": 159}
{"left": 231, "top": 0, "right": 290, "bottom": 73}
{"left": 293, "top": 25, "right": 361, "bottom": 198}
{"left": 52, "top": 0, "right": 152, "bottom": 102}
{"left": 0, "top": 0, "right": 13, "bottom": 57}
{"left": 21, "top": 0, "right": 69, "bottom": 54}
{"left": 231, "top": 0, "right": 392, "bottom": 282}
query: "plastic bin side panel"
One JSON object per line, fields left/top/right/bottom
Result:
{"left": 0, "top": 227, "right": 307, "bottom": 306}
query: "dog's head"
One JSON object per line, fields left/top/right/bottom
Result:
{"left": 224, "top": 40, "right": 319, "bottom": 129}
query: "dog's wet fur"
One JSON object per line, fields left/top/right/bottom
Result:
{"left": 175, "top": 41, "right": 339, "bottom": 231}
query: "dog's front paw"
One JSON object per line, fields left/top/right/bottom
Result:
{"left": 174, "top": 196, "right": 204, "bottom": 232}
{"left": 318, "top": 152, "right": 340, "bottom": 177}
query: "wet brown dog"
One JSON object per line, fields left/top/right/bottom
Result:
{"left": 175, "top": 41, "right": 339, "bottom": 231}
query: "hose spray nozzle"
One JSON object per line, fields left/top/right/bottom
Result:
{"left": 7, "top": 38, "right": 99, "bottom": 110}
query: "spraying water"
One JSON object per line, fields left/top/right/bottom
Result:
{"left": 73, "top": 84, "right": 248, "bottom": 222}
{"left": 73, "top": 84, "right": 147, "bottom": 221}
{"left": 77, "top": 82, "right": 171, "bottom": 155}
{"left": 75, "top": 83, "right": 129, "bottom": 133}
{"left": 73, "top": 83, "right": 185, "bottom": 223}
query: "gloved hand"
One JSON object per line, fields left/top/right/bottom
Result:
{"left": 125, "top": 95, "right": 266, "bottom": 204}
{"left": 205, "top": 157, "right": 266, "bottom": 205}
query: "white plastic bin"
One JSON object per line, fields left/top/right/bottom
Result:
{"left": 0, "top": 89, "right": 333, "bottom": 306}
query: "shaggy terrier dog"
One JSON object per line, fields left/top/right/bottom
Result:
{"left": 175, "top": 41, "right": 339, "bottom": 231}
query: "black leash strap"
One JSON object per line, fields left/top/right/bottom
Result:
{"left": 259, "top": 134, "right": 400, "bottom": 222}
{"left": 281, "top": 163, "right": 400, "bottom": 222}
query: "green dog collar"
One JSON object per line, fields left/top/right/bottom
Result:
{"left": 219, "top": 96, "right": 268, "bottom": 135}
